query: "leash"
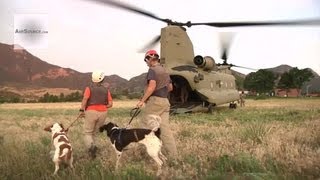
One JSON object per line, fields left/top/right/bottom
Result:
{"left": 65, "top": 114, "right": 82, "bottom": 132}
{"left": 125, "top": 107, "right": 141, "bottom": 128}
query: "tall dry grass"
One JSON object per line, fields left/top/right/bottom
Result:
{"left": 0, "top": 98, "right": 319, "bottom": 179}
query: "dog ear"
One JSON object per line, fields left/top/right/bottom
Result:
{"left": 59, "top": 123, "right": 64, "bottom": 129}
{"left": 105, "top": 123, "right": 115, "bottom": 137}
{"left": 44, "top": 125, "right": 53, "bottom": 132}
{"left": 108, "top": 122, "right": 118, "bottom": 128}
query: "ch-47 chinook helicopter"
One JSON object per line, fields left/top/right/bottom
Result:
{"left": 89, "top": 0, "right": 320, "bottom": 114}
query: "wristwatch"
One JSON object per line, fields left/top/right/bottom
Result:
{"left": 79, "top": 109, "right": 84, "bottom": 112}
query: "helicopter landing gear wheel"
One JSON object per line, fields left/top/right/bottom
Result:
{"left": 229, "top": 103, "right": 237, "bottom": 109}
{"left": 208, "top": 104, "right": 214, "bottom": 113}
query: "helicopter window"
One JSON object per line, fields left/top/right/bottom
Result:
{"left": 216, "top": 80, "right": 221, "bottom": 88}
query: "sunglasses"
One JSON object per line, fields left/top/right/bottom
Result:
{"left": 144, "top": 54, "right": 159, "bottom": 62}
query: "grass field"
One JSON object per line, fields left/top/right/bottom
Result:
{"left": 0, "top": 98, "right": 319, "bottom": 179}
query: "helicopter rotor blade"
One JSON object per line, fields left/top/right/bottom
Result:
{"left": 219, "top": 32, "right": 235, "bottom": 63}
{"left": 138, "top": 35, "right": 161, "bottom": 53}
{"left": 229, "top": 64, "right": 257, "bottom": 71}
{"left": 85, "top": 0, "right": 320, "bottom": 27}
{"left": 221, "top": 48, "right": 228, "bottom": 62}
{"left": 90, "top": 0, "right": 170, "bottom": 24}
{"left": 216, "top": 61, "right": 257, "bottom": 71}
{"left": 189, "top": 19, "right": 320, "bottom": 27}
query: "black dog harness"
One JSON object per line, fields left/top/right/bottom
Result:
{"left": 110, "top": 127, "right": 140, "bottom": 146}
{"left": 117, "top": 129, "right": 124, "bottom": 145}
{"left": 110, "top": 127, "right": 124, "bottom": 146}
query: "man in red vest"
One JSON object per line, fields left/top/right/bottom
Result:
{"left": 79, "top": 70, "right": 113, "bottom": 159}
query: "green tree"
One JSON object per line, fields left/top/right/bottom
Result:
{"left": 244, "top": 69, "right": 276, "bottom": 94}
{"left": 65, "top": 91, "right": 82, "bottom": 102}
{"left": 10, "top": 97, "right": 20, "bottom": 103}
{"left": 49, "top": 95, "right": 59, "bottom": 102}
{"left": 235, "top": 76, "right": 244, "bottom": 90}
{"left": 38, "top": 92, "right": 59, "bottom": 102}
{"left": 39, "top": 92, "right": 50, "bottom": 102}
{"left": 277, "top": 67, "right": 314, "bottom": 96}
{"left": 59, "top": 93, "right": 65, "bottom": 102}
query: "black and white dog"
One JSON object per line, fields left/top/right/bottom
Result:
{"left": 99, "top": 119, "right": 166, "bottom": 175}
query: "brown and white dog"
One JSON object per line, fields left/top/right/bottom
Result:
{"left": 99, "top": 121, "right": 167, "bottom": 175}
{"left": 44, "top": 123, "right": 74, "bottom": 175}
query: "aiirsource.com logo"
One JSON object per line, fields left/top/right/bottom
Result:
{"left": 14, "top": 13, "right": 48, "bottom": 50}
{"left": 15, "top": 29, "right": 48, "bottom": 34}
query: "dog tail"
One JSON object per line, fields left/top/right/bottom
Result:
{"left": 59, "top": 146, "right": 72, "bottom": 161}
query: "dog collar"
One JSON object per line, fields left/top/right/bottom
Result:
{"left": 52, "top": 132, "right": 66, "bottom": 140}
{"left": 111, "top": 127, "right": 119, "bottom": 130}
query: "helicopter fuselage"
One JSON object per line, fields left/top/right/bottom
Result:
{"left": 159, "top": 25, "right": 240, "bottom": 109}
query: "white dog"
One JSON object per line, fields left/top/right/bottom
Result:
{"left": 44, "top": 123, "right": 74, "bottom": 175}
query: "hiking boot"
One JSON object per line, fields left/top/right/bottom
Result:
{"left": 88, "top": 146, "right": 98, "bottom": 159}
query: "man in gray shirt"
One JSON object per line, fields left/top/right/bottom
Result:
{"left": 136, "top": 49, "right": 178, "bottom": 160}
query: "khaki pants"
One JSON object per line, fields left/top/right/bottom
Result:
{"left": 141, "top": 96, "right": 178, "bottom": 159}
{"left": 83, "top": 110, "right": 108, "bottom": 149}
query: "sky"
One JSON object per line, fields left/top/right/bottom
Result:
{"left": 0, "top": 0, "right": 320, "bottom": 80}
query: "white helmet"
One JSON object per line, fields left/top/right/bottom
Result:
{"left": 91, "top": 70, "right": 105, "bottom": 83}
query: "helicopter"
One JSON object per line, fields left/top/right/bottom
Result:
{"left": 89, "top": 0, "right": 320, "bottom": 114}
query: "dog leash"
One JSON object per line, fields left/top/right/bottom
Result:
{"left": 65, "top": 114, "right": 82, "bottom": 132}
{"left": 125, "top": 107, "right": 141, "bottom": 128}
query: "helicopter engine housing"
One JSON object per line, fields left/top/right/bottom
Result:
{"left": 193, "top": 55, "right": 216, "bottom": 71}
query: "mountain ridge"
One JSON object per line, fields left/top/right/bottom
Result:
{"left": 265, "top": 64, "right": 320, "bottom": 93}
{"left": 265, "top": 64, "right": 319, "bottom": 78}
{"left": 1, "top": 42, "right": 319, "bottom": 99}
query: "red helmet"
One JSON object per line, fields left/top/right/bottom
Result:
{"left": 144, "top": 50, "right": 159, "bottom": 61}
